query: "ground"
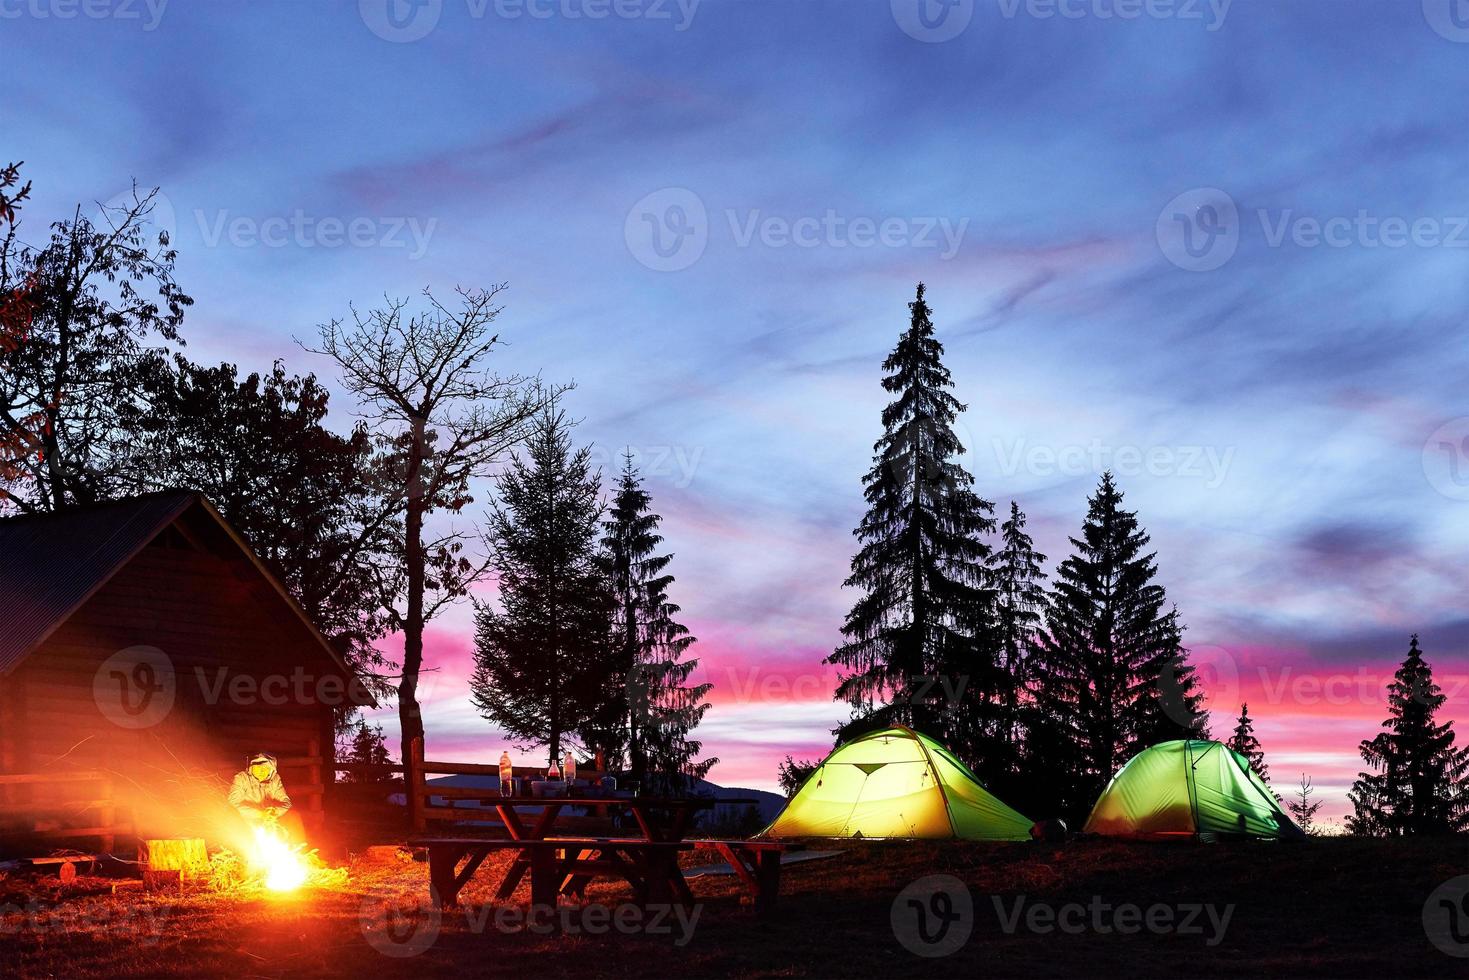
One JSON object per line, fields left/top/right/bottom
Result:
{"left": 2, "top": 837, "right": 1465, "bottom": 978}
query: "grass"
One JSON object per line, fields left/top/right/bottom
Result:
{"left": 2, "top": 836, "right": 1465, "bottom": 978}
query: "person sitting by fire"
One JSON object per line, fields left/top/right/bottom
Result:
{"left": 229, "top": 752, "right": 303, "bottom": 842}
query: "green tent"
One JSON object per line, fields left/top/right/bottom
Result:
{"left": 762, "top": 727, "right": 1033, "bottom": 840}
{"left": 1084, "top": 739, "right": 1304, "bottom": 841}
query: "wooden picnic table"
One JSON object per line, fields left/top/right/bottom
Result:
{"left": 690, "top": 839, "right": 797, "bottom": 915}
{"left": 410, "top": 795, "right": 799, "bottom": 912}
{"left": 486, "top": 795, "right": 747, "bottom": 843}
{"left": 484, "top": 796, "right": 752, "bottom": 899}
{"left": 414, "top": 835, "right": 804, "bottom": 914}
{"left": 418, "top": 836, "right": 698, "bottom": 910}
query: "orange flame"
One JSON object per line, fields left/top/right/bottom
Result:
{"left": 251, "top": 825, "right": 308, "bottom": 892}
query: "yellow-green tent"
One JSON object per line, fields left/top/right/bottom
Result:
{"left": 761, "top": 727, "right": 1034, "bottom": 840}
{"left": 1084, "top": 739, "right": 1304, "bottom": 841}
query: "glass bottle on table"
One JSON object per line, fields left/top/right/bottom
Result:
{"left": 499, "top": 751, "right": 513, "bottom": 797}
{"left": 547, "top": 756, "right": 561, "bottom": 781}
{"left": 564, "top": 751, "right": 577, "bottom": 783}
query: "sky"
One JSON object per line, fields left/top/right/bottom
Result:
{"left": 6, "top": 0, "right": 1469, "bottom": 824}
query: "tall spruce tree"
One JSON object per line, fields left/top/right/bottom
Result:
{"left": 1027, "top": 472, "right": 1206, "bottom": 820}
{"left": 1227, "top": 702, "right": 1278, "bottom": 799}
{"left": 584, "top": 454, "right": 714, "bottom": 792}
{"left": 987, "top": 501, "right": 1048, "bottom": 783}
{"left": 470, "top": 407, "right": 611, "bottom": 766}
{"left": 1347, "top": 635, "right": 1469, "bottom": 836}
{"left": 825, "top": 283, "right": 995, "bottom": 749}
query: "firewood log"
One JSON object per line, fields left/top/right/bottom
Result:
{"left": 140, "top": 837, "right": 210, "bottom": 880}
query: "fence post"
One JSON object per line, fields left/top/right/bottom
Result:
{"left": 408, "top": 736, "right": 426, "bottom": 833}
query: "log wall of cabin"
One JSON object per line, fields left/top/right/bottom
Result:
{"left": 1, "top": 531, "right": 342, "bottom": 850}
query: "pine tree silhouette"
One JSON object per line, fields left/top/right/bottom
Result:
{"left": 1227, "top": 702, "right": 1277, "bottom": 799}
{"left": 825, "top": 284, "right": 996, "bottom": 749}
{"left": 586, "top": 453, "right": 714, "bottom": 793}
{"left": 1027, "top": 472, "right": 1206, "bottom": 820}
{"left": 1347, "top": 634, "right": 1469, "bottom": 836}
{"left": 985, "top": 501, "right": 1048, "bottom": 785}
{"left": 470, "top": 406, "right": 611, "bottom": 767}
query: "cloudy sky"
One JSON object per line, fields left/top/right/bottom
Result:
{"left": 8, "top": 0, "right": 1469, "bottom": 822}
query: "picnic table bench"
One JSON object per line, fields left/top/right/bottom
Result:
{"left": 417, "top": 837, "right": 696, "bottom": 909}
{"left": 410, "top": 793, "right": 805, "bottom": 915}
{"left": 690, "top": 839, "right": 804, "bottom": 914}
{"left": 412, "top": 835, "right": 804, "bottom": 913}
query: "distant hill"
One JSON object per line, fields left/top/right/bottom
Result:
{"left": 686, "top": 778, "right": 785, "bottom": 823}
{"left": 420, "top": 773, "right": 785, "bottom": 825}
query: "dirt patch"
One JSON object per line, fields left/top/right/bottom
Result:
{"left": 1, "top": 837, "right": 1462, "bottom": 978}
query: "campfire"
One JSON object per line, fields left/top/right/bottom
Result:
{"left": 251, "top": 826, "right": 309, "bottom": 892}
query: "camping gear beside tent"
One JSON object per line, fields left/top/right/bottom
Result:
{"left": 1084, "top": 739, "right": 1304, "bottom": 841}
{"left": 761, "top": 727, "right": 1033, "bottom": 840}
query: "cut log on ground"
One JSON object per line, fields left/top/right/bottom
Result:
{"left": 140, "top": 837, "right": 211, "bottom": 880}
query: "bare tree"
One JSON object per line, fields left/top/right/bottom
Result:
{"left": 1288, "top": 773, "right": 1323, "bottom": 836}
{"left": 305, "top": 285, "right": 550, "bottom": 762}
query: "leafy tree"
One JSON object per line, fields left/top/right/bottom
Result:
{"left": 987, "top": 501, "right": 1048, "bottom": 783}
{"left": 1348, "top": 635, "right": 1469, "bottom": 836}
{"left": 0, "top": 161, "right": 31, "bottom": 227}
{"left": 825, "top": 283, "right": 995, "bottom": 747}
{"left": 129, "top": 356, "right": 398, "bottom": 678}
{"left": 585, "top": 454, "right": 713, "bottom": 791}
{"left": 777, "top": 755, "right": 819, "bottom": 798}
{"left": 307, "top": 286, "right": 544, "bottom": 766}
{"left": 0, "top": 161, "right": 37, "bottom": 491}
{"left": 470, "top": 406, "right": 611, "bottom": 765}
{"left": 1028, "top": 472, "right": 1206, "bottom": 820}
{"left": 0, "top": 184, "right": 191, "bottom": 512}
{"left": 1287, "top": 773, "right": 1322, "bottom": 836}
{"left": 0, "top": 169, "right": 393, "bottom": 699}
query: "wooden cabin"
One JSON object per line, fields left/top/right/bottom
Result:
{"left": 0, "top": 491, "right": 371, "bottom": 857}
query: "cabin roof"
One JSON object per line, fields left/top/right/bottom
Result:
{"left": 0, "top": 490, "right": 362, "bottom": 686}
